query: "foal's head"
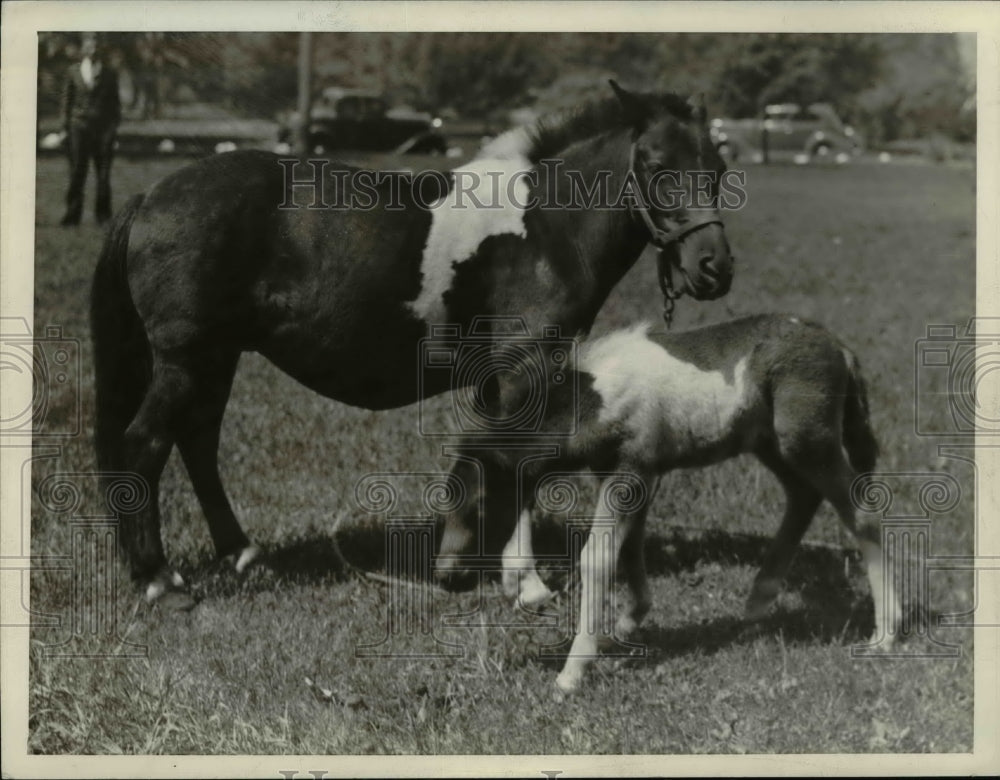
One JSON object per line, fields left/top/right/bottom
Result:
{"left": 611, "top": 81, "right": 734, "bottom": 301}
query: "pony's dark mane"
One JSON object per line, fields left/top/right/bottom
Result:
{"left": 526, "top": 92, "right": 694, "bottom": 163}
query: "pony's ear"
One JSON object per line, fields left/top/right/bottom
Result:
{"left": 688, "top": 93, "right": 707, "bottom": 124}
{"left": 609, "top": 79, "right": 648, "bottom": 128}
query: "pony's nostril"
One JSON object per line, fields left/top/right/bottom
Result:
{"left": 699, "top": 256, "right": 719, "bottom": 279}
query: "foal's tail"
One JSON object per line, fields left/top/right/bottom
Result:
{"left": 842, "top": 348, "right": 880, "bottom": 477}
{"left": 91, "top": 194, "right": 149, "bottom": 477}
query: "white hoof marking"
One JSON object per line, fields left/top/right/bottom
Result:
{"left": 520, "top": 576, "right": 555, "bottom": 608}
{"left": 234, "top": 545, "right": 261, "bottom": 573}
{"left": 615, "top": 615, "right": 638, "bottom": 637}
{"left": 555, "top": 671, "right": 580, "bottom": 693}
{"left": 145, "top": 580, "right": 166, "bottom": 603}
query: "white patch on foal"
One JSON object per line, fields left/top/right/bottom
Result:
{"left": 408, "top": 151, "right": 532, "bottom": 323}
{"left": 581, "top": 325, "right": 749, "bottom": 460}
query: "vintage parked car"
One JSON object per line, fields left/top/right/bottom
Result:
{"left": 710, "top": 102, "right": 862, "bottom": 162}
{"left": 280, "top": 87, "right": 448, "bottom": 155}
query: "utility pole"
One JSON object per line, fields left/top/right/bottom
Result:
{"left": 297, "top": 32, "right": 314, "bottom": 156}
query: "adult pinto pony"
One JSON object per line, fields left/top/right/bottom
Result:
{"left": 91, "top": 82, "right": 733, "bottom": 605}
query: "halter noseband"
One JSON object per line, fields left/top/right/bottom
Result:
{"left": 627, "top": 142, "right": 724, "bottom": 328}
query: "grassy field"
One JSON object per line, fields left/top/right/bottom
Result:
{"left": 26, "top": 151, "right": 975, "bottom": 756}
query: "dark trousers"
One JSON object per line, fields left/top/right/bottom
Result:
{"left": 63, "top": 122, "right": 117, "bottom": 224}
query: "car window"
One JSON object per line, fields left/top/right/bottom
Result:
{"left": 336, "top": 96, "right": 386, "bottom": 120}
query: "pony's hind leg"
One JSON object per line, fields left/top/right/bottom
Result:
{"left": 174, "top": 353, "right": 259, "bottom": 572}
{"left": 746, "top": 451, "right": 823, "bottom": 621}
{"left": 120, "top": 358, "right": 199, "bottom": 607}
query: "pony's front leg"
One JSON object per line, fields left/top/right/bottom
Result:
{"left": 555, "top": 521, "right": 608, "bottom": 692}
{"left": 501, "top": 507, "right": 555, "bottom": 606}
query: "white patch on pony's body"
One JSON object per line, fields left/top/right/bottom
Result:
{"left": 478, "top": 127, "right": 532, "bottom": 160}
{"left": 581, "top": 324, "right": 749, "bottom": 463}
{"left": 409, "top": 153, "right": 532, "bottom": 323}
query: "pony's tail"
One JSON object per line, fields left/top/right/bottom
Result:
{"left": 842, "top": 348, "right": 880, "bottom": 478}
{"left": 91, "top": 194, "right": 150, "bottom": 478}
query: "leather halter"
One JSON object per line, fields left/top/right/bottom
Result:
{"left": 627, "top": 142, "right": 724, "bottom": 248}
{"left": 627, "top": 142, "right": 724, "bottom": 327}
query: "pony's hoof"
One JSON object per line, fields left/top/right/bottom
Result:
{"left": 615, "top": 615, "right": 639, "bottom": 637}
{"left": 145, "top": 570, "right": 197, "bottom": 611}
{"left": 519, "top": 579, "right": 555, "bottom": 608}
{"left": 864, "top": 631, "right": 897, "bottom": 652}
{"left": 502, "top": 571, "right": 520, "bottom": 600}
{"left": 234, "top": 544, "right": 262, "bottom": 573}
{"left": 745, "top": 580, "right": 779, "bottom": 622}
{"left": 434, "top": 563, "right": 478, "bottom": 593}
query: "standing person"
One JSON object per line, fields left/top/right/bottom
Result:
{"left": 60, "top": 33, "right": 121, "bottom": 226}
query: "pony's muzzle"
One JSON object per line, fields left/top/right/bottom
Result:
{"left": 683, "top": 229, "right": 733, "bottom": 300}
{"left": 697, "top": 253, "right": 733, "bottom": 299}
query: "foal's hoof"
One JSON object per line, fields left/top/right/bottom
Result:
{"left": 554, "top": 670, "right": 582, "bottom": 694}
{"left": 145, "top": 570, "right": 197, "bottom": 611}
{"left": 502, "top": 570, "right": 520, "bottom": 600}
{"left": 233, "top": 544, "right": 262, "bottom": 574}
{"left": 861, "top": 630, "right": 897, "bottom": 653}
{"left": 519, "top": 580, "right": 556, "bottom": 609}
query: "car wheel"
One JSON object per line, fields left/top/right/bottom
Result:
{"left": 811, "top": 141, "right": 831, "bottom": 159}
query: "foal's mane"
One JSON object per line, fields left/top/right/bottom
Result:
{"left": 524, "top": 92, "right": 695, "bottom": 163}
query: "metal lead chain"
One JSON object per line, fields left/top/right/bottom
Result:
{"left": 662, "top": 291, "right": 676, "bottom": 329}
{"left": 656, "top": 247, "right": 680, "bottom": 330}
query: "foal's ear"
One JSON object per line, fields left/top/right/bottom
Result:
{"left": 687, "top": 93, "right": 708, "bottom": 124}
{"left": 609, "top": 79, "right": 648, "bottom": 128}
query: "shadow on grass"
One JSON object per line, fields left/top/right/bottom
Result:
{"left": 180, "top": 519, "right": 942, "bottom": 662}
{"left": 186, "top": 534, "right": 352, "bottom": 602}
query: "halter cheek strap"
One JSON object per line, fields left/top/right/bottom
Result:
{"left": 628, "top": 142, "right": 725, "bottom": 328}
{"left": 627, "top": 142, "right": 723, "bottom": 248}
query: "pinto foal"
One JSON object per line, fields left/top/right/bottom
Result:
{"left": 500, "top": 315, "right": 901, "bottom": 692}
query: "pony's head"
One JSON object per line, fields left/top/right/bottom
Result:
{"left": 610, "top": 81, "right": 734, "bottom": 301}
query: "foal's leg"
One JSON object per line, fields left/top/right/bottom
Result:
{"left": 501, "top": 506, "right": 555, "bottom": 606}
{"left": 746, "top": 452, "right": 823, "bottom": 621}
{"left": 555, "top": 477, "right": 645, "bottom": 693}
{"left": 813, "top": 459, "right": 901, "bottom": 647}
{"left": 174, "top": 353, "right": 258, "bottom": 571}
{"left": 615, "top": 503, "right": 651, "bottom": 636}
{"left": 773, "top": 433, "right": 901, "bottom": 646}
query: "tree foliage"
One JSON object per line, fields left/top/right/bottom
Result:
{"left": 36, "top": 32, "right": 974, "bottom": 142}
